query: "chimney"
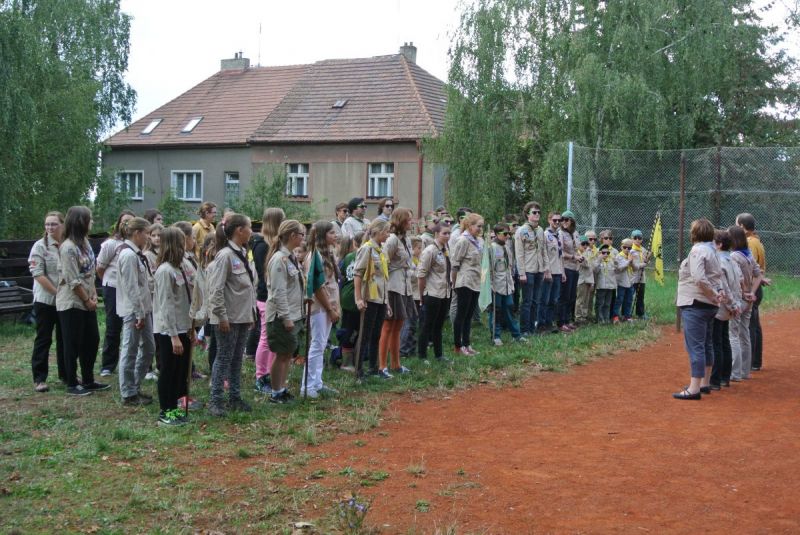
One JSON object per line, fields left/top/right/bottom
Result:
{"left": 220, "top": 51, "right": 250, "bottom": 71}
{"left": 399, "top": 42, "right": 417, "bottom": 64}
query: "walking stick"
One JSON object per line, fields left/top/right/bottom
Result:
{"left": 303, "top": 299, "right": 312, "bottom": 400}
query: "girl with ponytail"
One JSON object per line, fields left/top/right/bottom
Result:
{"left": 302, "top": 221, "right": 341, "bottom": 398}
{"left": 253, "top": 208, "right": 284, "bottom": 394}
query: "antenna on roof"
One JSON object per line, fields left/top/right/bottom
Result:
{"left": 257, "top": 22, "right": 262, "bottom": 67}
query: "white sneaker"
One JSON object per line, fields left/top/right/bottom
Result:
{"left": 301, "top": 387, "right": 319, "bottom": 399}
{"left": 515, "top": 336, "right": 528, "bottom": 343}
{"left": 493, "top": 338, "right": 503, "bottom": 347}
{"left": 100, "top": 369, "right": 112, "bottom": 377}
{"left": 144, "top": 371, "right": 158, "bottom": 381}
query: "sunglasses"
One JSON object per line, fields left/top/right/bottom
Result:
{"left": 529, "top": 210, "right": 541, "bottom": 215}
{"left": 588, "top": 237, "right": 596, "bottom": 241}
{"left": 600, "top": 251, "right": 609, "bottom": 255}
{"left": 633, "top": 236, "right": 642, "bottom": 240}
{"left": 497, "top": 231, "right": 508, "bottom": 236}
{"left": 602, "top": 237, "right": 613, "bottom": 240}
{"left": 622, "top": 246, "right": 631, "bottom": 250}
{"left": 357, "top": 204, "right": 367, "bottom": 209}
{"left": 442, "top": 220, "right": 453, "bottom": 225}
{"left": 551, "top": 218, "right": 562, "bottom": 223}
{"left": 581, "top": 242, "right": 589, "bottom": 246}
{"left": 384, "top": 204, "right": 394, "bottom": 209}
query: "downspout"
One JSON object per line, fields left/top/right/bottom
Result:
{"left": 416, "top": 139, "right": 423, "bottom": 217}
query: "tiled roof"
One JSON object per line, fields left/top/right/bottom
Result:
{"left": 105, "top": 54, "right": 446, "bottom": 147}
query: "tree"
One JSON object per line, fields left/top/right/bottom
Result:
{"left": 237, "top": 167, "right": 319, "bottom": 224}
{"left": 0, "top": 0, "right": 135, "bottom": 238}
{"left": 432, "top": 0, "right": 799, "bottom": 222}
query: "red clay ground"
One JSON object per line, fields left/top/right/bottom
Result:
{"left": 304, "top": 310, "right": 800, "bottom": 533}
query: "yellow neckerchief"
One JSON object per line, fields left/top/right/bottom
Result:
{"left": 618, "top": 250, "right": 634, "bottom": 275}
{"left": 412, "top": 256, "right": 420, "bottom": 266}
{"left": 362, "top": 240, "right": 388, "bottom": 300}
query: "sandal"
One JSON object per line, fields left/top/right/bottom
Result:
{"left": 672, "top": 388, "right": 701, "bottom": 400}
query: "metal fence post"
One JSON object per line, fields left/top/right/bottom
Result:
{"left": 566, "top": 141, "right": 574, "bottom": 211}
{"left": 676, "top": 152, "right": 687, "bottom": 332}
{"left": 714, "top": 145, "right": 722, "bottom": 226}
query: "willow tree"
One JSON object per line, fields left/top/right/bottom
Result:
{"left": 0, "top": 0, "right": 135, "bottom": 237}
{"left": 432, "top": 0, "right": 799, "bottom": 221}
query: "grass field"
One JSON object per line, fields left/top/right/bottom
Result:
{"left": 1, "top": 274, "right": 798, "bottom": 533}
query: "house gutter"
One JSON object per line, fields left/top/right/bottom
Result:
{"left": 416, "top": 139, "right": 423, "bottom": 217}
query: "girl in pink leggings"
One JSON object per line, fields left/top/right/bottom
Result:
{"left": 254, "top": 208, "right": 285, "bottom": 394}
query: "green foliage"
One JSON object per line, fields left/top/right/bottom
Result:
{"left": 431, "top": 0, "right": 799, "bottom": 223}
{"left": 91, "top": 171, "right": 132, "bottom": 233}
{"left": 237, "top": 167, "right": 319, "bottom": 224}
{"left": 157, "top": 189, "right": 191, "bottom": 225}
{"left": 0, "top": 0, "right": 135, "bottom": 238}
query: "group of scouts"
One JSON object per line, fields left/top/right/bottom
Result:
{"left": 25, "top": 196, "right": 654, "bottom": 425}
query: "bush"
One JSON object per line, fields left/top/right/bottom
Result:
{"left": 237, "top": 168, "right": 319, "bottom": 223}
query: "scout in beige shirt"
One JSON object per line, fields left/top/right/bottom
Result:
{"left": 417, "top": 225, "right": 452, "bottom": 360}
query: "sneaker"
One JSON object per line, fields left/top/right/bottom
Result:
{"left": 514, "top": 336, "right": 528, "bottom": 343}
{"left": 100, "top": 369, "right": 112, "bottom": 377}
{"left": 318, "top": 385, "right": 340, "bottom": 397}
{"left": 454, "top": 345, "right": 464, "bottom": 355}
{"left": 34, "top": 382, "right": 49, "bottom": 393}
{"left": 466, "top": 346, "right": 479, "bottom": 355}
{"left": 158, "top": 409, "right": 187, "bottom": 426}
{"left": 67, "top": 385, "right": 92, "bottom": 396}
{"left": 144, "top": 371, "right": 158, "bottom": 381}
{"left": 207, "top": 402, "right": 227, "bottom": 417}
{"left": 493, "top": 338, "right": 503, "bottom": 347}
{"left": 269, "top": 389, "right": 292, "bottom": 404}
{"left": 559, "top": 325, "right": 572, "bottom": 333}
{"left": 300, "top": 388, "right": 319, "bottom": 399}
{"left": 393, "top": 366, "right": 412, "bottom": 375}
{"left": 83, "top": 381, "right": 111, "bottom": 391}
{"left": 254, "top": 376, "right": 272, "bottom": 395}
{"left": 177, "top": 396, "right": 203, "bottom": 410}
{"left": 122, "top": 394, "right": 151, "bottom": 406}
{"left": 379, "top": 368, "right": 394, "bottom": 379}
{"left": 227, "top": 398, "right": 252, "bottom": 412}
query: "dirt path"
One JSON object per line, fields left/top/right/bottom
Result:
{"left": 307, "top": 310, "right": 800, "bottom": 533}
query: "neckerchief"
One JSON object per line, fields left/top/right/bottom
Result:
{"left": 362, "top": 240, "right": 388, "bottom": 300}
{"left": 547, "top": 227, "right": 562, "bottom": 257}
{"left": 735, "top": 246, "right": 752, "bottom": 258}
{"left": 465, "top": 233, "right": 482, "bottom": 254}
{"left": 523, "top": 223, "right": 539, "bottom": 245}
{"left": 618, "top": 250, "right": 634, "bottom": 275}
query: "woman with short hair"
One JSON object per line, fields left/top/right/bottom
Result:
{"left": 728, "top": 225, "right": 762, "bottom": 381}
{"left": 673, "top": 218, "right": 723, "bottom": 400}
{"left": 192, "top": 202, "right": 217, "bottom": 257}
{"left": 376, "top": 197, "right": 395, "bottom": 222}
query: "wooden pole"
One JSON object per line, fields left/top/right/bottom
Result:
{"left": 676, "top": 152, "right": 687, "bottom": 332}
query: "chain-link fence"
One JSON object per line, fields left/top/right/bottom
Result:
{"left": 568, "top": 144, "right": 800, "bottom": 275}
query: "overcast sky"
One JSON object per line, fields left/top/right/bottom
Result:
{"left": 117, "top": 0, "right": 798, "bottom": 131}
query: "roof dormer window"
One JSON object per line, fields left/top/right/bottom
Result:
{"left": 141, "top": 118, "right": 162, "bottom": 135}
{"left": 181, "top": 116, "right": 203, "bottom": 133}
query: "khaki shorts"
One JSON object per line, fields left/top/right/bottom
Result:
{"left": 267, "top": 319, "right": 303, "bottom": 355}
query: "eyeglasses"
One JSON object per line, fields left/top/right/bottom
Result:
{"left": 529, "top": 210, "right": 540, "bottom": 215}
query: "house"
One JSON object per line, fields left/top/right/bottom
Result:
{"left": 103, "top": 43, "right": 448, "bottom": 220}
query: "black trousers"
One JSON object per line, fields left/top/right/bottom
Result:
{"left": 100, "top": 286, "right": 122, "bottom": 372}
{"left": 634, "top": 282, "right": 647, "bottom": 318}
{"left": 419, "top": 295, "right": 450, "bottom": 359}
{"left": 156, "top": 333, "right": 191, "bottom": 412}
{"left": 356, "top": 302, "right": 386, "bottom": 374}
{"left": 31, "top": 302, "right": 65, "bottom": 384}
{"left": 205, "top": 322, "right": 217, "bottom": 371}
{"left": 58, "top": 308, "right": 99, "bottom": 387}
{"left": 750, "top": 286, "right": 763, "bottom": 368}
{"left": 710, "top": 318, "right": 731, "bottom": 384}
{"left": 245, "top": 305, "right": 261, "bottom": 357}
{"left": 454, "top": 287, "right": 479, "bottom": 348}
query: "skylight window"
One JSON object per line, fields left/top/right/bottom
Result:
{"left": 332, "top": 99, "right": 348, "bottom": 109}
{"left": 141, "top": 118, "right": 162, "bottom": 135}
{"left": 181, "top": 116, "right": 203, "bottom": 133}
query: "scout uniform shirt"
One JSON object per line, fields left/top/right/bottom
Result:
{"left": 353, "top": 241, "right": 388, "bottom": 304}
{"left": 730, "top": 249, "right": 761, "bottom": 312}
{"left": 631, "top": 246, "right": 649, "bottom": 284}
{"left": 420, "top": 231, "right": 435, "bottom": 250}
{"left": 544, "top": 227, "right": 563, "bottom": 275}
{"left": 208, "top": 241, "right": 256, "bottom": 325}
{"left": 490, "top": 241, "right": 515, "bottom": 296}
{"left": 341, "top": 216, "right": 370, "bottom": 240}
{"left": 577, "top": 249, "right": 595, "bottom": 285}
{"left": 383, "top": 233, "right": 414, "bottom": 297}
{"left": 593, "top": 254, "right": 617, "bottom": 290}
{"left": 615, "top": 252, "right": 633, "bottom": 288}
{"left": 96, "top": 237, "right": 124, "bottom": 288}
{"left": 153, "top": 262, "right": 193, "bottom": 337}
{"left": 56, "top": 239, "right": 97, "bottom": 312}
{"left": 514, "top": 223, "right": 547, "bottom": 275}
{"left": 676, "top": 242, "right": 722, "bottom": 307}
{"left": 116, "top": 240, "right": 153, "bottom": 320}
{"left": 559, "top": 229, "right": 581, "bottom": 271}
{"left": 28, "top": 235, "right": 60, "bottom": 306}
{"left": 417, "top": 243, "right": 451, "bottom": 299}
{"left": 266, "top": 245, "right": 305, "bottom": 322}
{"left": 451, "top": 234, "right": 482, "bottom": 292}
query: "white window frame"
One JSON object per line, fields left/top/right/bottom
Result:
{"left": 286, "top": 163, "right": 309, "bottom": 198}
{"left": 224, "top": 171, "right": 240, "bottom": 205}
{"left": 368, "top": 162, "right": 394, "bottom": 198}
{"left": 141, "top": 118, "right": 162, "bottom": 135}
{"left": 170, "top": 170, "right": 203, "bottom": 202}
{"left": 116, "top": 170, "right": 144, "bottom": 201}
{"left": 181, "top": 116, "right": 203, "bottom": 133}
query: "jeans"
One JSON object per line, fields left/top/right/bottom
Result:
{"left": 595, "top": 289, "right": 614, "bottom": 323}
{"left": 613, "top": 285, "right": 635, "bottom": 319}
{"left": 558, "top": 268, "right": 579, "bottom": 326}
{"left": 118, "top": 314, "right": 155, "bottom": 398}
{"left": 680, "top": 305, "right": 717, "bottom": 378}
{"left": 31, "top": 302, "right": 64, "bottom": 384}
{"left": 542, "top": 276, "right": 561, "bottom": 328}
{"left": 633, "top": 282, "right": 647, "bottom": 317}
{"left": 155, "top": 333, "right": 191, "bottom": 412}
{"left": 302, "top": 310, "right": 330, "bottom": 394}
{"left": 210, "top": 323, "right": 249, "bottom": 403}
{"left": 488, "top": 292, "right": 521, "bottom": 340}
{"left": 100, "top": 286, "right": 122, "bottom": 372}
{"left": 520, "top": 272, "right": 542, "bottom": 334}
{"left": 730, "top": 308, "right": 752, "bottom": 380}
{"left": 710, "top": 318, "right": 731, "bottom": 384}
{"left": 400, "top": 301, "right": 421, "bottom": 356}
{"left": 419, "top": 296, "right": 449, "bottom": 359}
{"left": 453, "top": 287, "right": 479, "bottom": 348}
{"left": 357, "top": 302, "right": 386, "bottom": 374}
{"left": 58, "top": 308, "right": 99, "bottom": 387}
{"left": 254, "top": 300, "right": 276, "bottom": 379}
{"left": 536, "top": 277, "right": 552, "bottom": 327}
{"left": 750, "top": 286, "right": 763, "bottom": 368}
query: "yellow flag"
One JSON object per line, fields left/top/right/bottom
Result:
{"left": 650, "top": 212, "right": 665, "bottom": 286}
